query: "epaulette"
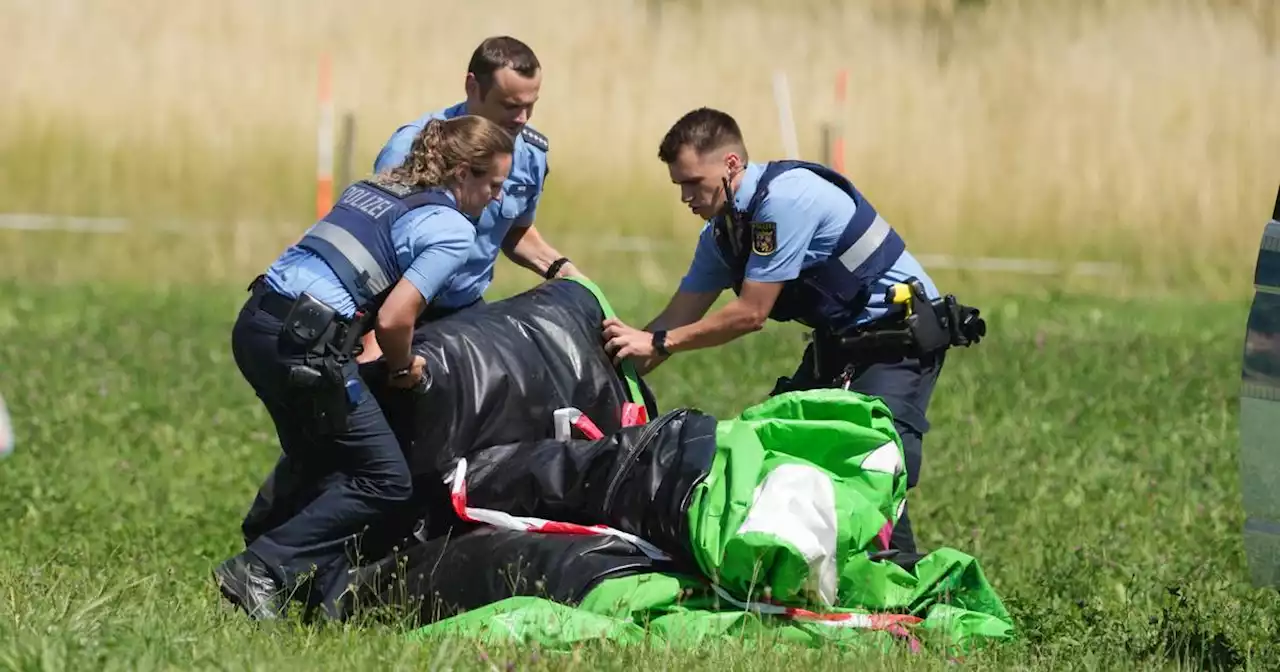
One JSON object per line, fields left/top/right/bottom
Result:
{"left": 520, "top": 125, "right": 549, "bottom": 153}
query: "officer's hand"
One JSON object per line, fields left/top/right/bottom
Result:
{"left": 388, "top": 355, "right": 428, "bottom": 389}
{"left": 555, "top": 261, "right": 585, "bottom": 280}
{"left": 602, "top": 318, "right": 655, "bottom": 365}
{"left": 356, "top": 332, "right": 383, "bottom": 364}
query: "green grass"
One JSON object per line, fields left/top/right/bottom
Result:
{"left": 0, "top": 273, "right": 1274, "bottom": 670}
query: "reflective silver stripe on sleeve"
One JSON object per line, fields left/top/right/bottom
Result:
{"left": 835, "top": 213, "right": 892, "bottom": 273}
{"left": 309, "top": 221, "right": 393, "bottom": 295}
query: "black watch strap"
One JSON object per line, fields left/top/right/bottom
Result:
{"left": 652, "top": 330, "right": 670, "bottom": 356}
{"left": 545, "top": 257, "right": 571, "bottom": 279}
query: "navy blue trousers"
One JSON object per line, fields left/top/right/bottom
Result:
{"left": 237, "top": 295, "right": 484, "bottom": 606}
{"left": 231, "top": 291, "right": 412, "bottom": 605}
{"left": 772, "top": 344, "right": 945, "bottom": 557}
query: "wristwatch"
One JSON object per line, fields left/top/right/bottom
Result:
{"left": 652, "top": 330, "right": 670, "bottom": 356}
{"left": 545, "top": 257, "right": 571, "bottom": 279}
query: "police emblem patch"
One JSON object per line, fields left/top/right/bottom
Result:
{"left": 751, "top": 221, "right": 778, "bottom": 256}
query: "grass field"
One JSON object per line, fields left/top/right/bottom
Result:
{"left": 3, "top": 0, "right": 1280, "bottom": 668}
{"left": 0, "top": 272, "right": 1274, "bottom": 670}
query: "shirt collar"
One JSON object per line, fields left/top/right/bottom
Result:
{"left": 730, "top": 162, "right": 765, "bottom": 213}
{"left": 436, "top": 187, "right": 478, "bottom": 223}
{"left": 420, "top": 185, "right": 471, "bottom": 219}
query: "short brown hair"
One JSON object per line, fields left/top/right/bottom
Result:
{"left": 467, "top": 36, "right": 541, "bottom": 97}
{"left": 657, "top": 107, "right": 748, "bottom": 163}
{"left": 374, "top": 115, "right": 515, "bottom": 189}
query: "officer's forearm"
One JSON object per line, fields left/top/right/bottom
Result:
{"left": 644, "top": 289, "right": 720, "bottom": 333}
{"left": 665, "top": 299, "right": 767, "bottom": 353}
{"left": 643, "top": 309, "right": 674, "bottom": 333}
{"left": 375, "top": 281, "right": 429, "bottom": 369}
{"left": 503, "top": 225, "right": 575, "bottom": 277}
{"left": 374, "top": 316, "right": 415, "bottom": 370}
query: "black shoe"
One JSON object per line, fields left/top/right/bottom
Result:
{"left": 213, "top": 552, "right": 287, "bottom": 620}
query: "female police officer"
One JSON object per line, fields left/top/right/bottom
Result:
{"left": 213, "top": 114, "right": 515, "bottom": 620}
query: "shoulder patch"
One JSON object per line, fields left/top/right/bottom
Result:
{"left": 751, "top": 221, "right": 778, "bottom": 256}
{"left": 519, "top": 126, "right": 549, "bottom": 152}
{"left": 370, "top": 180, "right": 414, "bottom": 198}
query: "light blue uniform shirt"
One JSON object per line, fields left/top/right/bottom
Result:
{"left": 263, "top": 188, "right": 477, "bottom": 319}
{"left": 373, "top": 102, "right": 550, "bottom": 308}
{"left": 679, "top": 162, "right": 939, "bottom": 325}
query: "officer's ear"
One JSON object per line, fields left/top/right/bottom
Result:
{"left": 464, "top": 73, "right": 482, "bottom": 103}
{"left": 723, "top": 151, "right": 743, "bottom": 175}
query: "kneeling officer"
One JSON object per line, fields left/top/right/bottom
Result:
{"left": 214, "top": 114, "right": 515, "bottom": 620}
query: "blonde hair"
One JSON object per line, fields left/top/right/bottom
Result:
{"left": 374, "top": 115, "right": 515, "bottom": 189}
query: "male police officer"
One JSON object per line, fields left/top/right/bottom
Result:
{"left": 369, "top": 35, "right": 579, "bottom": 338}
{"left": 602, "top": 107, "right": 983, "bottom": 559}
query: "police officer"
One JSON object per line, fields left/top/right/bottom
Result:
{"left": 214, "top": 114, "right": 516, "bottom": 620}
{"left": 603, "top": 107, "right": 983, "bottom": 561}
{"left": 360, "top": 36, "right": 579, "bottom": 364}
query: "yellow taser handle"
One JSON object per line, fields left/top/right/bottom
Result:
{"left": 888, "top": 283, "right": 913, "bottom": 315}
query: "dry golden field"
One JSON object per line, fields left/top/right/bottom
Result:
{"left": 1, "top": 0, "right": 1277, "bottom": 295}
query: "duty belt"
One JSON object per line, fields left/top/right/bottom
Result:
{"left": 247, "top": 275, "right": 369, "bottom": 357}
{"left": 813, "top": 278, "right": 986, "bottom": 372}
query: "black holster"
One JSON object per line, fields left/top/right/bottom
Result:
{"left": 277, "top": 291, "right": 372, "bottom": 435}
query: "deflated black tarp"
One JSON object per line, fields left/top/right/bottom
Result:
{"left": 345, "top": 527, "right": 671, "bottom": 623}
{"left": 341, "top": 409, "right": 719, "bottom": 623}
{"left": 240, "top": 278, "right": 662, "bottom": 605}
{"left": 457, "top": 408, "right": 717, "bottom": 568}
{"left": 363, "top": 278, "right": 659, "bottom": 478}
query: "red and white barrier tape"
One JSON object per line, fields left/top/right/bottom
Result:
{"left": 708, "top": 583, "right": 923, "bottom": 651}
{"left": 449, "top": 458, "right": 672, "bottom": 562}
{"left": 553, "top": 404, "right": 647, "bottom": 443}
{"left": 621, "top": 402, "right": 647, "bottom": 427}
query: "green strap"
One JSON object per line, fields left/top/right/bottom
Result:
{"left": 565, "top": 276, "right": 645, "bottom": 405}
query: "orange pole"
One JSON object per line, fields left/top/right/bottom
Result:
{"left": 316, "top": 53, "right": 334, "bottom": 219}
{"left": 833, "top": 69, "right": 848, "bottom": 174}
